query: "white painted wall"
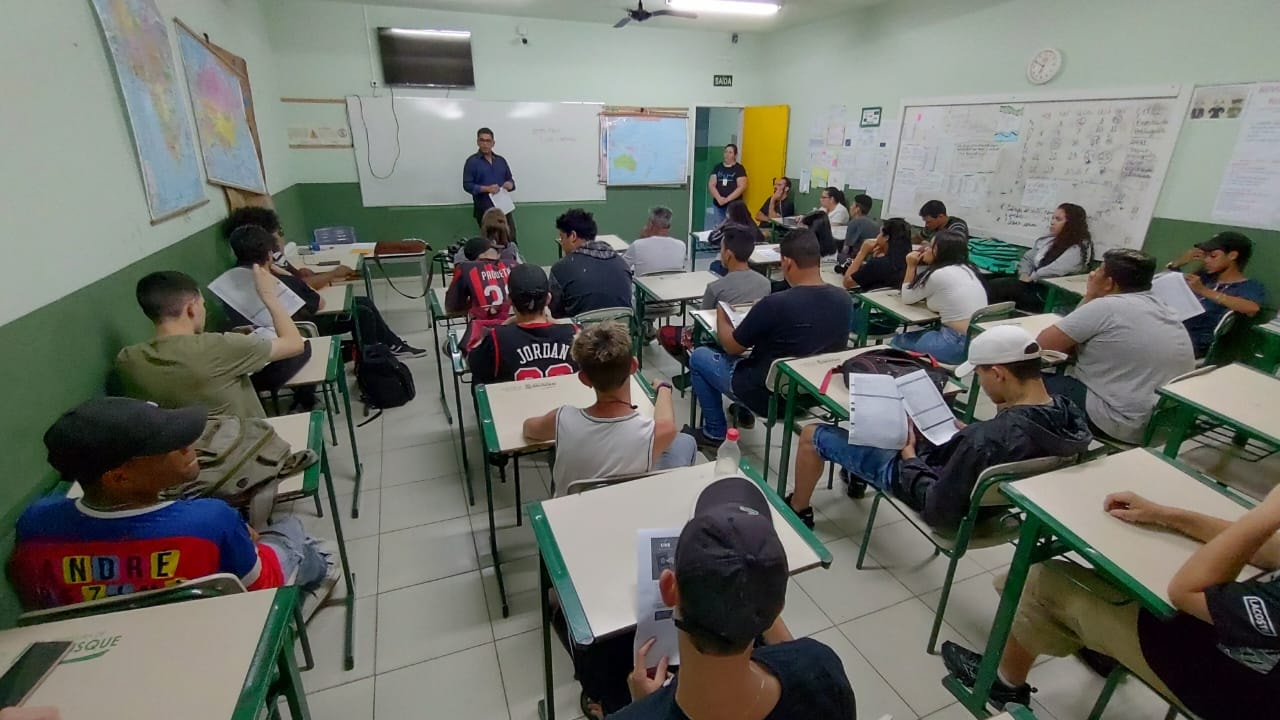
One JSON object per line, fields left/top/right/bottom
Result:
{"left": 265, "top": 0, "right": 766, "bottom": 184}
{"left": 0, "top": 0, "right": 288, "bottom": 326}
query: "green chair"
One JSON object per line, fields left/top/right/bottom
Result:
{"left": 856, "top": 454, "right": 1078, "bottom": 653}
{"left": 950, "top": 301, "right": 1017, "bottom": 422}
{"left": 1199, "top": 310, "right": 1238, "bottom": 368}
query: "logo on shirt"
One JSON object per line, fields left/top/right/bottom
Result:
{"left": 1244, "top": 596, "right": 1277, "bottom": 637}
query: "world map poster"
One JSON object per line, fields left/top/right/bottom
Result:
{"left": 175, "top": 22, "right": 267, "bottom": 194}
{"left": 89, "top": 0, "right": 207, "bottom": 223}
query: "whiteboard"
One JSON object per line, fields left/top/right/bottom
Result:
{"left": 885, "top": 87, "right": 1191, "bottom": 253}
{"left": 602, "top": 115, "right": 690, "bottom": 186}
{"left": 346, "top": 95, "right": 606, "bottom": 207}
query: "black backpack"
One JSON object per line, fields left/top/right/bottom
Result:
{"left": 836, "top": 347, "right": 951, "bottom": 394}
{"left": 357, "top": 343, "right": 416, "bottom": 409}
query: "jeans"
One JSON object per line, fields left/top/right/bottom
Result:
{"left": 654, "top": 433, "right": 699, "bottom": 470}
{"left": 1043, "top": 373, "right": 1089, "bottom": 410}
{"left": 890, "top": 325, "right": 968, "bottom": 364}
{"left": 811, "top": 425, "right": 900, "bottom": 491}
{"left": 689, "top": 346, "right": 738, "bottom": 440}
{"left": 258, "top": 516, "right": 331, "bottom": 590}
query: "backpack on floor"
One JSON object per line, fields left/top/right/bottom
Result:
{"left": 358, "top": 343, "right": 416, "bottom": 409}
{"left": 836, "top": 347, "right": 951, "bottom": 393}
{"left": 158, "top": 416, "right": 293, "bottom": 527}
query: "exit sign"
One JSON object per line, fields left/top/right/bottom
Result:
{"left": 713, "top": 74, "right": 733, "bottom": 87}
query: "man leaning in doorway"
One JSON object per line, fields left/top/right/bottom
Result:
{"left": 462, "top": 126, "right": 517, "bottom": 242}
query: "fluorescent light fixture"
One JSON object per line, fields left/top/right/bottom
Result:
{"left": 382, "top": 28, "right": 471, "bottom": 38}
{"left": 667, "top": 0, "right": 781, "bottom": 16}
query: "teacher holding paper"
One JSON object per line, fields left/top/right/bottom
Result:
{"left": 462, "top": 127, "right": 517, "bottom": 241}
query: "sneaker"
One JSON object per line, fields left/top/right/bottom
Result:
{"left": 783, "top": 493, "right": 815, "bottom": 530}
{"left": 391, "top": 342, "right": 428, "bottom": 359}
{"left": 940, "top": 641, "right": 1035, "bottom": 710}
{"left": 727, "top": 403, "right": 757, "bottom": 430}
{"left": 680, "top": 425, "right": 724, "bottom": 453}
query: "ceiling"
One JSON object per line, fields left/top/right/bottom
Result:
{"left": 313, "top": 0, "right": 886, "bottom": 32}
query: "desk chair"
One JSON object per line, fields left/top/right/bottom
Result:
{"left": 1199, "top": 310, "right": 1238, "bottom": 368}
{"left": 446, "top": 330, "right": 476, "bottom": 505}
{"left": 563, "top": 470, "right": 659, "bottom": 497}
{"left": 855, "top": 454, "right": 1078, "bottom": 654}
{"left": 948, "top": 302, "right": 1017, "bottom": 421}
{"left": 1089, "top": 666, "right": 1194, "bottom": 720}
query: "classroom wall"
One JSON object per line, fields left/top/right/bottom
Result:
{"left": 765, "top": 0, "right": 1280, "bottom": 297}
{"left": 0, "top": 0, "right": 291, "bottom": 328}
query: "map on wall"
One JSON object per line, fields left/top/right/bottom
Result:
{"left": 89, "top": 0, "right": 207, "bottom": 223}
{"left": 175, "top": 22, "right": 267, "bottom": 194}
{"left": 602, "top": 116, "right": 689, "bottom": 186}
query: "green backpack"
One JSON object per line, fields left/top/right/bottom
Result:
{"left": 158, "top": 416, "right": 295, "bottom": 526}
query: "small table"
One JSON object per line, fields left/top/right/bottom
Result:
{"left": 598, "top": 234, "right": 630, "bottom": 252}
{"left": 974, "top": 312, "right": 1062, "bottom": 338}
{"left": 1153, "top": 363, "right": 1280, "bottom": 458}
{"left": 475, "top": 374, "right": 656, "bottom": 616}
{"left": 429, "top": 287, "right": 468, "bottom": 425}
{"left": 527, "top": 460, "right": 833, "bottom": 720}
{"left": 0, "top": 588, "right": 310, "bottom": 720}
{"left": 1039, "top": 273, "right": 1089, "bottom": 313}
{"left": 945, "top": 449, "right": 1256, "bottom": 714}
{"left": 633, "top": 271, "right": 715, "bottom": 368}
{"left": 281, "top": 336, "right": 364, "bottom": 518}
{"left": 315, "top": 283, "right": 352, "bottom": 316}
{"left": 749, "top": 243, "right": 781, "bottom": 268}
{"left": 853, "top": 288, "right": 941, "bottom": 347}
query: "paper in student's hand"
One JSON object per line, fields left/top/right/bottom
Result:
{"left": 208, "top": 267, "right": 305, "bottom": 328}
{"left": 717, "top": 301, "right": 753, "bottom": 329}
{"left": 848, "top": 373, "right": 909, "bottom": 450}
{"left": 897, "top": 370, "right": 958, "bottom": 446}
{"left": 1150, "top": 272, "right": 1206, "bottom": 322}
{"left": 635, "top": 528, "right": 682, "bottom": 668}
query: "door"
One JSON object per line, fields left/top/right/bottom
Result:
{"left": 740, "top": 105, "right": 790, "bottom": 222}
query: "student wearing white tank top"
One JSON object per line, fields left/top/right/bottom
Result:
{"left": 522, "top": 321, "right": 697, "bottom": 496}
{"left": 889, "top": 230, "right": 988, "bottom": 364}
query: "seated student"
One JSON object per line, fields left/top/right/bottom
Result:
{"left": 836, "top": 193, "right": 881, "bottom": 263}
{"left": 818, "top": 186, "right": 850, "bottom": 226}
{"left": 889, "top": 230, "right": 989, "bottom": 364}
{"left": 117, "top": 269, "right": 308, "bottom": 418}
{"left": 844, "top": 217, "right": 912, "bottom": 292}
{"left": 522, "top": 321, "right": 696, "bottom": 495}
{"left": 755, "top": 176, "right": 796, "bottom": 223}
{"left": 1166, "top": 231, "right": 1266, "bottom": 357}
{"left": 788, "top": 326, "right": 1091, "bottom": 529}
{"left": 683, "top": 228, "right": 852, "bottom": 447}
{"left": 221, "top": 208, "right": 425, "bottom": 357}
{"left": 452, "top": 208, "right": 521, "bottom": 266}
{"left": 1036, "top": 249, "right": 1195, "bottom": 444}
{"left": 987, "top": 203, "right": 1093, "bottom": 311}
{"left": 446, "top": 236, "right": 513, "bottom": 353}
{"left": 708, "top": 201, "right": 766, "bottom": 276}
{"left": 768, "top": 211, "right": 836, "bottom": 293}
{"left": 942, "top": 483, "right": 1280, "bottom": 717}
{"left": 624, "top": 206, "right": 686, "bottom": 277}
{"left": 469, "top": 264, "right": 579, "bottom": 384}
{"left": 612, "top": 476, "right": 857, "bottom": 720}
{"left": 219, "top": 224, "right": 322, "bottom": 325}
{"left": 549, "top": 209, "right": 633, "bottom": 318}
{"left": 918, "top": 199, "right": 969, "bottom": 240}
{"left": 9, "top": 397, "right": 333, "bottom": 610}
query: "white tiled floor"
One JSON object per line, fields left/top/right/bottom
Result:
{"left": 280, "top": 279, "right": 1177, "bottom": 720}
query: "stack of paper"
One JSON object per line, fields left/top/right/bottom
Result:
{"left": 1151, "top": 272, "right": 1206, "bottom": 322}
{"left": 848, "top": 370, "right": 959, "bottom": 449}
{"left": 208, "top": 267, "right": 306, "bottom": 328}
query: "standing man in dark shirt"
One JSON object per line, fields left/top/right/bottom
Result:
{"left": 755, "top": 177, "right": 796, "bottom": 224}
{"left": 469, "top": 264, "right": 579, "bottom": 384}
{"left": 612, "top": 476, "right": 856, "bottom": 720}
{"left": 548, "top": 209, "right": 633, "bottom": 319}
{"left": 462, "top": 127, "right": 517, "bottom": 241}
{"left": 683, "top": 228, "right": 853, "bottom": 448}
{"left": 708, "top": 144, "right": 748, "bottom": 227}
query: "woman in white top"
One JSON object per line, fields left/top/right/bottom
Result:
{"left": 819, "top": 187, "right": 851, "bottom": 226}
{"left": 889, "top": 230, "right": 989, "bottom": 364}
{"left": 988, "top": 203, "right": 1093, "bottom": 311}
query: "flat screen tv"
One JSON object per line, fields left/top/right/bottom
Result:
{"left": 377, "top": 27, "right": 475, "bottom": 89}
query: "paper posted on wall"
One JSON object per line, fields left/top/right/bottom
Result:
{"left": 848, "top": 370, "right": 958, "bottom": 449}
{"left": 1151, "top": 272, "right": 1206, "bottom": 322}
{"left": 208, "top": 267, "right": 306, "bottom": 328}
{"left": 635, "top": 528, "right": 682, "bottom": 668}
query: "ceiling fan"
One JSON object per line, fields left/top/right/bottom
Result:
{"left": 613, "top": 0, "right": 698, "bottom": 28}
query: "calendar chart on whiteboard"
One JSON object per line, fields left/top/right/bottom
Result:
{"left": 886, "top": 89, "right": 1189, "bottom": 253}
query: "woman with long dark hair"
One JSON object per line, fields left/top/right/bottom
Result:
{"left": 843, "top": 217, "right": 912, "bottom": 291}
{"left": 888, "top": 230, "right": 989, "bottom": 364}
{"left": 801, "top": 210, "right": 838, "bottom": 257}
{"left": 988, "top": 203, "right": 1092, "bottom": 310}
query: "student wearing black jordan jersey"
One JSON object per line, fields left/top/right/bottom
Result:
{"left": 469, "top": 264, "right": 579, "bottom": 384}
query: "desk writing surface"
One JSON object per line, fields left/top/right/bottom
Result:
{"left": 749, "top": 244, "right": 781, "bottom": 265}
{"left": 293, "top": 246, "right": 368, "bottom": 267}
{"left": 1159, "top": 363, "right": 1280, "bottom": 444}
{"left": 0, "top": 590, "right": 275, "bottom": 720}
{"left": 283, "top": 336, "right": 333, "bottom": 387}
{"left": 268, "top": 413, "right": 312, "bottom": 496}
{"left": 691, "top": 309, "right": 716, "bottom": 334}
{"left": 976, "top": 313, "right": 1063, "bottom": 338}
{"left": 1042, "top": 273, "right": 1089, "bottom": 297}
{"left": 316, "top": 284, "right": 350, "bottom": 316}
{"left": 820, "top": 268, "right": 846, "bottom": 289}
{"left": 860, "top": 288, "right": 941, "bottom": 324}
{"left": 430, "top": 287, "right": 467, "bottom": 320}
{"left": 483, "top": 375, "right": 653, "bottom": 454}
{"left": 598, "top": 234, "right": 629, "bottom": 252}
{"left": 1005, "top": 450, "right": 1256, "bottom": 612}
{"left": 634, "top": 271, "right": 715, "bottom": 302}
{"left": 773, "top": 347, "right": 880, "bottom": 413}
{"left": 539, "top": 463, "right": 825, "bottom": 639}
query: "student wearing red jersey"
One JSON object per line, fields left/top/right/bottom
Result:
{"left": 9, "top": 397, "right": 332, "bottom": 610}
{"left": 446, "top": 236, "right": 513, "bottom": 353}
{"left": 469, "top": 264, "right": 579, "bottom": 384}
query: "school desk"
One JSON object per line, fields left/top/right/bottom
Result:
{"left": 314, "top": 283, "right": 352, "bottom": 317}
{"left": 1039, "top": 273, "right": 1090, "bottom": 313}
{"left": 974, "top": 312, "right": 1064, "bottom": 338}
{"left": 526, "top": 459, "right": 832, "bottom": 720}
{"left": 429, "top": 287, "right": 469, "bottom": 425}
{"left": 946, "top": 449, "right": 1256, "bottom": 714}
{"left": 632, "top": 271, "right": 716, "bottom": 368}
{"left": 0, "top": 588, "right": 309, "bottom": 720}
{"left": 1152, "top": 362, "right": 1280, "bottom": 458}
{"left": 475, "top": 374, "right": 656, "bottom": 617}
{"left": 295, "top": 243, "right": 429, "bottom": 311}
{"left": 853, "top": 288, "right": 942, "bottom": 347}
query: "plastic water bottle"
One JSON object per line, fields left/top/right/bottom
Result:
{"left": 714, "top": 428, "right": 742, "bottom": 475}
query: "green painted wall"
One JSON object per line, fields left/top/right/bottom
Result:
{"left": 292, "top": 183, "right": 690, "bottom": 267}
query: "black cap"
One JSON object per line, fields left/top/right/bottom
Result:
{"left": 1197, "top": 231, "right": 1252, "bottom": 256}
{"left": 507, "top": 263, "right": 549, "bottom": 301}
{"left": 462, "top": 236, "right": 492, "bottom": 261}
{"left": 43, "top": 397, "right": 207, "bottom": 483}
{"left": 674, "top": 476, "right": 788, "bottom": 647}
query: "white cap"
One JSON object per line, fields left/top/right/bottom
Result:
{"left": 955, "top": 325, "right": 1044, "bottom": 378}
